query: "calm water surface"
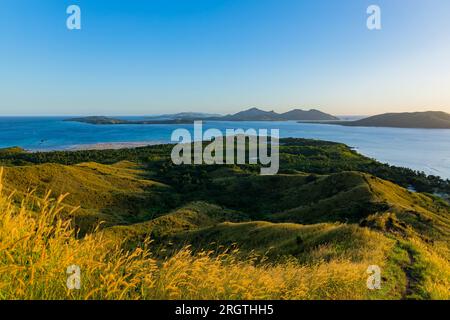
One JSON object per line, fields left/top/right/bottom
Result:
{"left": 0, "top": 117, "right": 449, "bottom": 179}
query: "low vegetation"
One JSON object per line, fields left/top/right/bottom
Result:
{"left": 0, "top": 172, "right": 388, "bottom": 300}
{"left": 0, "top": 138, "right": 449, "bottom": 300}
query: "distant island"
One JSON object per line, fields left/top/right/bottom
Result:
{"left": 68, "top": 108, "right": 338, "bottom": 124}
{"left": 66, "top": 116, "right": 195, "bottom": 125}
{"left": 212, "top": 107, "right": 338, "bottom": 121}
{"left": 145, "top": 112, "right": 222, "bottom": 120}
{"left": 305, "top": 111, "right": 450, "bottom": 129}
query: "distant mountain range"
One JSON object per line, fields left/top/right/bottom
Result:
{"left": 333, "top": 111, "right": 450, "bottom": 129}
{"left": 214, "top": 107, "right": 339, "bottom": 121}
{"left": 67, "top": 108, "right": 339, "bottom": 124}
{"left": 67, "top": 110, "right": 450, "bottom": 128}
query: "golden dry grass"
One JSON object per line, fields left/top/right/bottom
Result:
{"left": 0, "top": 167, "right": 384, "bottom": 300}
{"left": 407, "top": 239, "right": 450, "bottom": 299}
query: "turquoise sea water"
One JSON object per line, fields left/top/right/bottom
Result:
{"left": 1, "top": 117, "right": 450, "bottom": 179}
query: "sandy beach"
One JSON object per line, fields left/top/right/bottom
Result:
{"left": 66, "top": 141, "right": 167, "bottom": 151}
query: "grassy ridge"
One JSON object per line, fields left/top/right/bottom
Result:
{"left": 1, "top": 171, "right": 447, "bottom": 299}
{"left": 0, "top": 138, "right": 449, "bottom": 300}
{"left": 104, "top": 201, "right": 246, "bottom": 249}
{"left": 0, "top": 173, "right": 390, "bottom": 300}
{"left": 1, "top": 161, "right": 178, "bottom": 233}
{"left": 165, "top": 221, "right": 392, "bottom": 263}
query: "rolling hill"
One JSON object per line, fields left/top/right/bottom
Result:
{"left": 1, "top": 138, "right": 449, "bottom": 299}
{"left": 340, "top": 111, "right": 450, "bottom": 129}
{"left": 1, "top": 161, "right": 176, "bottom": 232}
{"left": 102, "top": 170, "right": 449, "bottom": 249}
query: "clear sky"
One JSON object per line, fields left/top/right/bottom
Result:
{"left": 1, "top": 0, "right": 449, "bottom": 116}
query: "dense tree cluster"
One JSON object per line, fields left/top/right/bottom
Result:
{"left": 0, "top": 138, "right": 448, "bottom": 194}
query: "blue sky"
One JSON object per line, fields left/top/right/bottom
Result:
{"left": 1, "top": 0, "right": 449, "bottom": 116}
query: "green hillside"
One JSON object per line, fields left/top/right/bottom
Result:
{"left": 341, "top": 111, "right": 450, "bottom": 129}
{"left": 0, "top": 138, "right": 449, "bottom": 299}
{"left": 1, "top": 161, "right": 177, "bottom": 232}
{"left": 165, "top": 221, "right": 391, "bottom": 262}
{"left": 104, "top": 201, "right": 246, "bottom": 248}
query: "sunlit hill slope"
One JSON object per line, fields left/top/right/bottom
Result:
{"left": 0, "top": 138, "right": 449, "bottom": 300}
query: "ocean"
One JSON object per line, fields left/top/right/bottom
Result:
{"left": 1, "top": 116, "right": 450, "bottom": 179}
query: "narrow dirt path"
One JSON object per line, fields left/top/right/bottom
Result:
{"left": 402, "top": 248, "right": 415, "bottom": 299}
{"left": 400, "top": 244, "right": 429, "bottom": 300}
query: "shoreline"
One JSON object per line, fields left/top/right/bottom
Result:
{"left": 29, "top": 141, "right": 169, "bottom": 152}
{"left": 66, "top": 141, "right": 168, "bottom": 151}
{"left": 4, "top": 137, "right": 449, "bottom": 180}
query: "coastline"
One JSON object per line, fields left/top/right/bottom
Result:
{"left": 66, "top": 141, "right": 167, "bottom": 151}
{"left": 2, "top": 117, "right": 449, "bottom": 179}
{"left": 46, "top": 141, "right": 168, "bottom": 151}
{"left": 63, "top": 140, "right": 449, "bottom": 182}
